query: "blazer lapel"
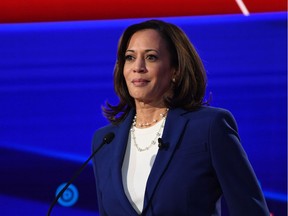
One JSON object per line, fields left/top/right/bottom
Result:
{"left": 110, "top": 110, "right": 140, "bottom": 215}
{"left": 143, "top": 108, "right": 188, "bottom": 212}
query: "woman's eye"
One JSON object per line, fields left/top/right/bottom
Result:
{"left": 146, "top": 55, "right": 158, "bottom": 61}
{"left": 125, "top": 55, "right": 134, "bottom": 61}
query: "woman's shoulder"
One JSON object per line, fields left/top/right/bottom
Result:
{"left": 93, "top": 123, "right": 115, "bottom": 139}
{"left": 176, "top": 106, "right": 239, "bottom": 134}
{"left": 180, "top": 105, "right": 237, "bottom": 124}
{"left": 91, "top": 123, "right": 117, "bottom": 153}
{"left": 184, "top": 105, "right": 234, "bottom": 116}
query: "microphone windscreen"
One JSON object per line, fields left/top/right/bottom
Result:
{"left": 103, "top": 132, "right": 115, "bottom": 144}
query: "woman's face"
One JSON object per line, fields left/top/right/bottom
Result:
{"left": 123, "top": 29, "right": 175, "bottom": 106}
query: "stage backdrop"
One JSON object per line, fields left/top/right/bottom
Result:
{"left": 0, "top": 12, "right": 286, "bottom": 215}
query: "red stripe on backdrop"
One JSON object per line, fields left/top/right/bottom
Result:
{"left": 0, "top": 0, "right": 286, "bottom": 23}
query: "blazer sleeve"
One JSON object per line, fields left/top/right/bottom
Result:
{"left": 209, "top": 109, "right": 270, "bottom": 216}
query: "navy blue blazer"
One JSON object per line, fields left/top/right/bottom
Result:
{"left": 92, "top": 106, "right": 269, "bottom": 216}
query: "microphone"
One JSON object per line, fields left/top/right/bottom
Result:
{"left": 46, "top": 132, "right": 115, "bottom": 216}
{"left": 158, "top": 138, "right": 167, "bottom": 150}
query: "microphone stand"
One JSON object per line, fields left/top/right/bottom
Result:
{"left": 46, "top": 132, "right": 114, "bottom": 216}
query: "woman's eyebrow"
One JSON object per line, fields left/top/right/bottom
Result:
{"left": 125, "top": 49, "right": 159, "bottom": 53}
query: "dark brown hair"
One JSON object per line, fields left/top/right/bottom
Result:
{"left": 102, "top": 19, "right": 207, "bottom": 124}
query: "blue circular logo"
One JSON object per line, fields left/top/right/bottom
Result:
{"left": 56, "top": 183, "right": 79, "bottom": 207}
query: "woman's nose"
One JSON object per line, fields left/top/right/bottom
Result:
{"left": 133, "top": 59, "right": 146, "bottom": 73}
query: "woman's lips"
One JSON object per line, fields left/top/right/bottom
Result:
{"left": 131, "top": 78, "right": 150, "bottom": 86}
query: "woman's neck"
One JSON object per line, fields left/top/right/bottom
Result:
{"left": 134, "top": 102, "right": 168, "bottom": 128}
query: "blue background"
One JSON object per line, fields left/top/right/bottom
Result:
{"left": 0, "top": 12, "right": 286, "bottom": 215}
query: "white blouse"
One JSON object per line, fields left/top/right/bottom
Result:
{"left": 121, "top": 119, "right": 165, "bottom": 213}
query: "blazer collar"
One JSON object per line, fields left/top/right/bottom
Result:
{"left": 143, "top": 108, "right": 189, "bottom": 212}
{"left": 111, "top": 108, "right": 188, "bottom": 215}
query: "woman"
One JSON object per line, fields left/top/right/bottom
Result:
{"left": 91, "top": 19, "right": 269, "bottom": 216}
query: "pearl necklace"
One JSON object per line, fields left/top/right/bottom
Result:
{"left": 133, "top": 108, "right": 169, "bottom": 128}
{"left": 131, "top": 109, "right": 168, "bottom": 152}
{"left": 131, "top": 117, "right": 167, "bottom": 152}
